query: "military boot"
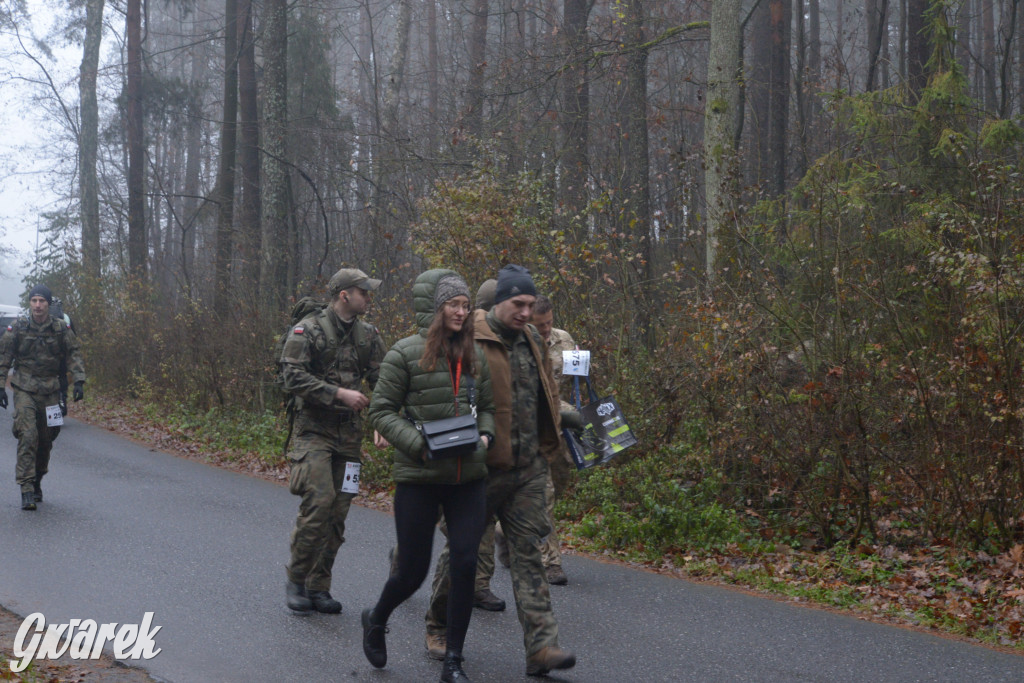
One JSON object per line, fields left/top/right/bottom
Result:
{"left": 307, "top": 590, "right": 342, "bottom": 614}
{"left": 472, "top": 588, "right": 506, "bottom": 611}
{"left": 21, "top": 491, "right": 37, "bottom": 511}
{"left": 286, "top": 581, "right": 313, "bottom": 613}
{"left": 440, "top": 652, "right": 470, "bottom": 682}
{"left": 425, "top": 630, "right": 446, "bottom": 660}
{"left": 546, "top": 565, "right": 568, "bottom": 586}
{"left": 526, "top": 647, "right": 576, "bottom": 676}
{"left": 33, "top": 478, "right": 43, "bottom": 503}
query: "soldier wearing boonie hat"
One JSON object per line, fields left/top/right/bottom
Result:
{"left": 279, "top": 266, "right": 387, "bottom": 615}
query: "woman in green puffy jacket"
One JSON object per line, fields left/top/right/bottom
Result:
{"left": 361, "top": 269, "right": 494, "bottom": 683}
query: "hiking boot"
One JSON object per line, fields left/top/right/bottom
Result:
{"left": 495, "top": 528, "right": 510, "bottom": 568}
{"left": 473, "top": 588, "right": 506, "bottom": 611}
{"left": 526, "top": 647, "right": 576, "bottom": 676}
{"left": 546, "top": 565, "right": 568, "bottom": 586}
{"left": 362, "top": 608, "right": 388, "bottom": 668}
{"left": 33, "top": 480, "right": 43, "bottom": 503}
{"left": 308, "top": 590, "right": 341, "bottom": 614}
{"left": 285, "top": 581, "right": 313, "bottom": 613}
{"left": 441, "top": 652, "right": 470, "bottom": 682}
{"left": 425, "top": 631, "right": 446, "bottom": 660}
{"left": 21, "top": 491, "right": 36, "bottom": 511}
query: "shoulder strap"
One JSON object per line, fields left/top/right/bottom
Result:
{"left": 352, "top": 321, "right": 374, "bottom": 377}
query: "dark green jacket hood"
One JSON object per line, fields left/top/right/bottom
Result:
{"left": 412, "top": 268, "right": 458, "bottom": 335}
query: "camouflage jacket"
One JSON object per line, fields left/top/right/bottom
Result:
{"left": 547, "top": 327, "right": 577, "bottom": 410}
{"left": 0, "top": 316, "right": 86, "bottom": 395}
{"left": 474, "top": 309, "right": 564, "bottom": 471}
{"left": 279, "top": 305, "right": 385, "bottom": 436}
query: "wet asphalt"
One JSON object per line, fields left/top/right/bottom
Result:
{"left": 1, "top": 391, "right": 1023, "bottom": 682}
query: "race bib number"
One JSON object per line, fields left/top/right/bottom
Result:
{"left": 562, "top": 349, "right": 591, "bottom": 377}
{"left": 45, "top": 404, "right": 64, "bottom": 427}
{"left": 341, "top": 461, "right": 361, "bottom": 494}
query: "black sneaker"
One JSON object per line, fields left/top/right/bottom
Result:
{"left": 307, "top": 590, "right": 342, "bottom": 614}
{"left": 361, "top": 608, "right": 388, "bottom": 668}
{"left": 286, "top": 581, "right": 313, "bottom": 613}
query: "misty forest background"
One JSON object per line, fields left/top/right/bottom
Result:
{"left": 3, "top": 0, "right": 1024, "bottom": 563}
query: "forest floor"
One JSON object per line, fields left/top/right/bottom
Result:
{"left": 64, "top": 399, "right": 1024, "bottom": 658}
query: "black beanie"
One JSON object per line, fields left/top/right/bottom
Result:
{"left": 494, "top": 265, "right": 536, "bottom": 305}
{"left": 29, "top": 284, "right": 52, "bottom": 305}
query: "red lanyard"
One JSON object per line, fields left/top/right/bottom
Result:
{"left": 449, "top": 357, "right": 462, "bottom": 415}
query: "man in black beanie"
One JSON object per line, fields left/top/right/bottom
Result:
{"left": 0, "top": 285, "right": 86, "bottom": 509}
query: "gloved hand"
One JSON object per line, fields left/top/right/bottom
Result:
{"left": 560, "top": 409, "right": 583, "bottom": 431}
{"left": 73, "top": 381, "right": 84, "bottom": 402}
{"left": 0, "top": 391, "right": 7, "bottom": 410}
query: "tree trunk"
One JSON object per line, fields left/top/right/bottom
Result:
{"left": 465, "top": 0, "right": 489, "bottom": 139}
{"left": 214, "top": 0, "right": 238, "bottom": 318}
{"left": 126, "top": 0, "right": 147, "bottom": 280}
{"left": 560, "top": 0, "right": 592, "bottom": 238}
{"left": 182, "top": 42, "right": 206, "bottom": 298}
{"left": 427, "top": 0, "right": 439, "bottom": 150}
{"left": 768, "top": 0, "right": 791, "bottom": 200}
{"left": 236, "top": 0, "right": 261, "bottom": 293}
{"left": 260, "top": 0, "right": 290, "bottom": 313}
{"left": 982, "top": 0, "right": 997, "bottom": 111}
{"left": 79, "top": 0, "right": 104, "bottom": 313}
{"left": 704, "top": 0, "right": 742, "bottom": 282}
{"left": 866, "top": 0, "right": 890, "bottom": 91}
{"left": 906, "top": 0, "right": 930, "bottom": 96}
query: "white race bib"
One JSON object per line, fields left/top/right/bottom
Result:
{"left": 45, "top": 404, "right": 64, "bottom": 427}
{"left": 562, "top": 349, "right": 591, "bottom": 377}
{"left": 341, "top": 461, "right": 361, "bottom": 494}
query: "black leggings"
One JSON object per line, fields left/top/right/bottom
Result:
{"left": 372, "top": 477, "right": 487, "bottom": 655}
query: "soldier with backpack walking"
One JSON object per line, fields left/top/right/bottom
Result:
{"left": 0, "top": 285, "right": 86, "bottom": 510}
{"left": 279, "top": 268, "right": 386, "bottom": 614}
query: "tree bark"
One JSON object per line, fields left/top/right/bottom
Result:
{"left": 704, "top": 0, "right": 742, "bottom": 282}
{"left": 906, "top": 0, "right": 930, "bottom": 96}
{"left": 125, "top": 0, "right": 147, "bottom": 280}
{"left": 214, "top": 0, "right": 238, "bottom": 318}
{"left": 465, "top": 0, "right": 489, "bottom": 139}
{"left": 866, "top": 0, "right": 890, "bottom": 91}
{"left": 259, "top": 0, "right": 290, "bottom": 313}
{"left": 236, "top": 0, "right": 260, "bottom": 291}
{"left": 79, "top": 0, "right": 104, "bottom": 308}
{"left": 561, "top": 0, "right": 592, "bottom": 238}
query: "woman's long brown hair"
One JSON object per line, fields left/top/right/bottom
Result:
{"left": 420, "top": 309, "right": 477, "bottom": 376}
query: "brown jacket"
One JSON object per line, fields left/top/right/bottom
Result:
{"left": 473, "top": 308, "right": 566, "bottom": 473}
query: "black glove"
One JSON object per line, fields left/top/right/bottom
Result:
{"left": 73, "top": 381, "right": 84, "bottom": 402}
{"left": 60, "top": 392, "right": 68, "bottom": 417}
{"left": 560, "top": 409, "right": 583, "bottom": 431}
{"left": 0, "top": 391, "right": 7, "bottom": 410}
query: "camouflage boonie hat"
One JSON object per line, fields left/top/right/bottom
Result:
{"left": 328, "top": 268, "right": 382, "bottom": 296}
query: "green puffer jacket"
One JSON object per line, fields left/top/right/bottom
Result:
{"left": 368, "top": 269, "right": 495, "bottom": 485}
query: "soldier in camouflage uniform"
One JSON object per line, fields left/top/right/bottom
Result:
{"left": 426, "top": 265, "right": 577, "bottom": 677}
{"left": 280, "top": 268, "right": 386, "bottom": 614}
{"left": 528, "top": 295, "right": 577, "bottom": 586}
{"left": 0, "top": 285, "right": 86, "bottom": 511}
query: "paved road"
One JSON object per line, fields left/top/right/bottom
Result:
{"left": 1, "top": 396, "right": 1023, "bottom": 682}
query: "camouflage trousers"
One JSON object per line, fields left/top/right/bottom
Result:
{"left": 12, "top": 389, "right": 61, "bottom": 493}
{"left": 427, "top": 455, "right": 559, "bottom": 657}
{"left": 495, "top": 471, "right": 562, "bottom": 568}
{"left": 286, "top": 427, "right": 361, "bottom": 592}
